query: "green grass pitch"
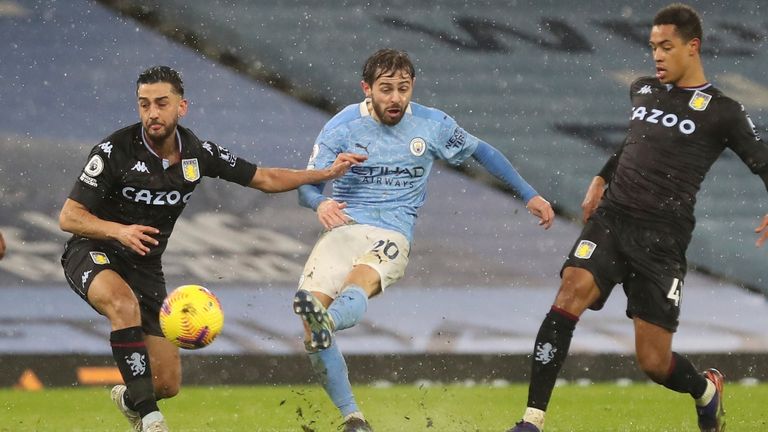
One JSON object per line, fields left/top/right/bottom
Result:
{"left": 2, "top": 382, "right": 766, "bottom": 431}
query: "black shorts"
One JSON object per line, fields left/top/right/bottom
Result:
{"left": 61, "top": 238, "right": 166, "bottom": 336}
{"left": 561, "top": 208, "right": 689, "bottom": 332}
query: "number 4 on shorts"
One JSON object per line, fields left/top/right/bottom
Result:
{"left": 667, "top": 278, "right": 682, "bottom": 306}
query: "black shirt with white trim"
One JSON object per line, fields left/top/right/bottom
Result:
{"left": 597, "top": 76, "right": 768, "bottom": 237}
{"left": 68, "top": 123, "right": 257, "bottom": 259}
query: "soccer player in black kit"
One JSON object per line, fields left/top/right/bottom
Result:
{"left": 508, "top": 4, "right": 768, "bottom": 432}
{"left": 59, "top": 66, "right": 364, "bottom": 432}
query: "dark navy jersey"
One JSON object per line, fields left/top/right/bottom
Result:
{"left": 68, "top": 123, "right": 257, "bottom": 258}
{"left": 598, "top": 76, "right": 768, "bottom": 236}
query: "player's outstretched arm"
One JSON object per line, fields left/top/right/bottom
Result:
{"left": 249, "top": 152, "right": 366, "bottom": 193}
{"left": 0, "top": 231, "right": 5, "bottom": 260}
{"left": 754, "top": 214, "right": 768, "bottom": 247}
{"left": 581, "top": 176, "right": 607, "bottom": 223}
{"left": 59, "top": 198, "right": 160, "bottom": 256}
{"left": 471, "top": 141, "right": 553, "bottom": 229}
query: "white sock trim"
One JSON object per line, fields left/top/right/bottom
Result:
{"left": 523, "top": 407, "right": 545, "bottom": 430}
{"left": 142, "top": 411, "right": 164, "bottom": 428}
{"left": 696, "top": 379, "right": 716, "bottom": 407}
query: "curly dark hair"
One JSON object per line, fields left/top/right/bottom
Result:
{"left": 136, "top": 65, "right": 184, "bottom": 96}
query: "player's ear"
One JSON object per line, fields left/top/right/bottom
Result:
{"left": 361, "top": 80, "right": 372, "bottom": 98}
{"left": 178, "top": 98, "right": 189, "bottom": 118}
{"left": 688, "top": 38, "right": 701, "bottom": 56}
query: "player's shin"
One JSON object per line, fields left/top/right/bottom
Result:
{"left": 307, "top": 340, "right": 360, "bottom": 417}
{"left": 525, "top": 307, "right": 578, "bottom": 417}
{"left": 327, "top": 285, "right": 368, "bottom": 331}
{"left": 110, "top": 327, "right": 159, "bottom": 418}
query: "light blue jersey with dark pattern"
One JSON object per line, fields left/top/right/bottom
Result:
{"left": 306, "top": 100, "right": 480, "bottom": 242}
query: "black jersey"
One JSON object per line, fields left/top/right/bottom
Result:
{"left": 598, "top": 76, "right": 768, "bottom": 236}
{"left": 67, "top": 123, "right": 257, "bottom": 259}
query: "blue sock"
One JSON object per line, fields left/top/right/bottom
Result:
{"left": 328, "top": 285, "right": 368, "bottom": 331}
{"left": 307, "top": 340, "right": 358, "bottom": 416}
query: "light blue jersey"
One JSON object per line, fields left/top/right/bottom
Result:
{"left": 304, "top": 100, "right": 480, "bottom": 242}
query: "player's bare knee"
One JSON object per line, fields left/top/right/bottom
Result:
{"left": 636, "top": 351, "right": 669, "bottom": 383}
{"left": 554, "top": 269, "right": 599, "bottom": 315}
{"left": 154, "top": 378, "right": 180, "bottom": 400}
{"left": 104, "top": 296, "right": 141, "bottom": 327}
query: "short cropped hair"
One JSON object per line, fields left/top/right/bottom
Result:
{"left": 653, "top": 3, "right": 703, "bottom": 44}
{"left": 362, "top": 49, "right": 415, "bottom": 85}
{"left": 136, "top": 65, "right": 184, "bottom": 97}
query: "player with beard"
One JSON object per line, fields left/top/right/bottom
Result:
{"left": 292, "top": 48, "right": 555, "bottom": 431}
{"left": 59, "top": 66, "right": 364, "bottom": 432}
{"left": 508, "top": 4, "right": 768, "bottom": 432}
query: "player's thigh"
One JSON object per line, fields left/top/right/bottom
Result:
{"left": 343, "top": 263, "right": 386, "bottom": 298}
{"left": 350, "top": 225, "right": 409, "bottom": 295}
{"left": 61, "top": 241, "right": 138, "bottom": 324}
{"left": 145, "top": 334, "right": 181, "bottom": 399}
{"left": 299, "top": 224, "right": 410, "bottom": 299}
{"left": 623, "top": 270, "right": 683, "bottom": 333}
{"left": 123, "top": 260, "right": 168, "bottom": 337}
{"left": 560, "top": 209, "right": 628, "bottom": 312}
{"left": 87, "top": 270, "right": 142, "bottom": 328}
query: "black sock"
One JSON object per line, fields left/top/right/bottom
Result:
{"left": 526, "top": 306, "right": 578, "bottom": 410}
{"left": 110, "top": 326, "right": 158, "bottom": 417}
{"left": 662, "top": 352, "right": 708, "bottom": 398}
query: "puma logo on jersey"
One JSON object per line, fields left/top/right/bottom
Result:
{"left": 637, "top": 85, "right": 652, "bottom": 95}
{"left": 131, "top": 161, "right": 150, "bottom": 173}
{"left": 354, "top": 143, "right": 370, "bottom": 154}
{"left": 631, "top": 106, "right": 696, "bottom": 135}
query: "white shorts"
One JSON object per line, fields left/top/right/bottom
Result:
{"left": 298, "top": 223, "right": 410, "bottom": 299}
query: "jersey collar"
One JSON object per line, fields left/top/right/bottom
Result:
{"left": 141, "top": 127, "right": 183, "bottom": 169}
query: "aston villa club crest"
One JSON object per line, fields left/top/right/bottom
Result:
{"left": 182, "top": 158, "right": 200, "bottom": 182}
{"left": 688, "top": 90, "right": 711, "bottom": 111}
{"left": 574, "top": 240, "right": 596, "bottom": 259}
{"left": 89, "top": 251, "right": 110, "bottom": 265}
{"left": 409, "top": 137, "right": 426, "bottom": 156}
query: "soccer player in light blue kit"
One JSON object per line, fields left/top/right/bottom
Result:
{"left": 293, "top": 48, "right": 555, "bottom": 432}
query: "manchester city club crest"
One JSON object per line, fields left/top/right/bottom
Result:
{"left": 182, "top": 158, "right": 200, "bottom": 182}
{"left": 409, "top": 137, "right": 426, "bottom": 156}
{"left": 688, "top": 90, "right": 712, "bottom": 111}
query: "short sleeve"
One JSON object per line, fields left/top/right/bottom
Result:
{"left": 199, "top": 141, "right": 258, "bottom": 186}
{"left": 68, "top": 141, "right": 118, "bottom": 210}
{"left": 306, "top": 126, "right": 343, "bottom": 171}
{"left": 432, "top": 115, "right": 480, "bottom": 165}
{"left": 724, "top": 104, "right": 768, "bottom": 176}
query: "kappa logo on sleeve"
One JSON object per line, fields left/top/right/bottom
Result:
{"left": 574, "top": 240, "right": 596, "bottom": 259}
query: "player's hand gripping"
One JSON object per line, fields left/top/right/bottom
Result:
{"left": 316, "top": 199, "right": 352, "bottom": 230}
{"left": 526, "top": 195, "right": 554, "bottom": 229}
{"left": 115, "top": 224, "right": 160, "bottom": 256}
{"left": 323, "top": 152, "right": 367, "bottom": 180}
{"left": 754, "top": 214, "right": 768, "bottom": 247}
{"left": 581, "top": 176, "right": 607, "bottom": 223}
